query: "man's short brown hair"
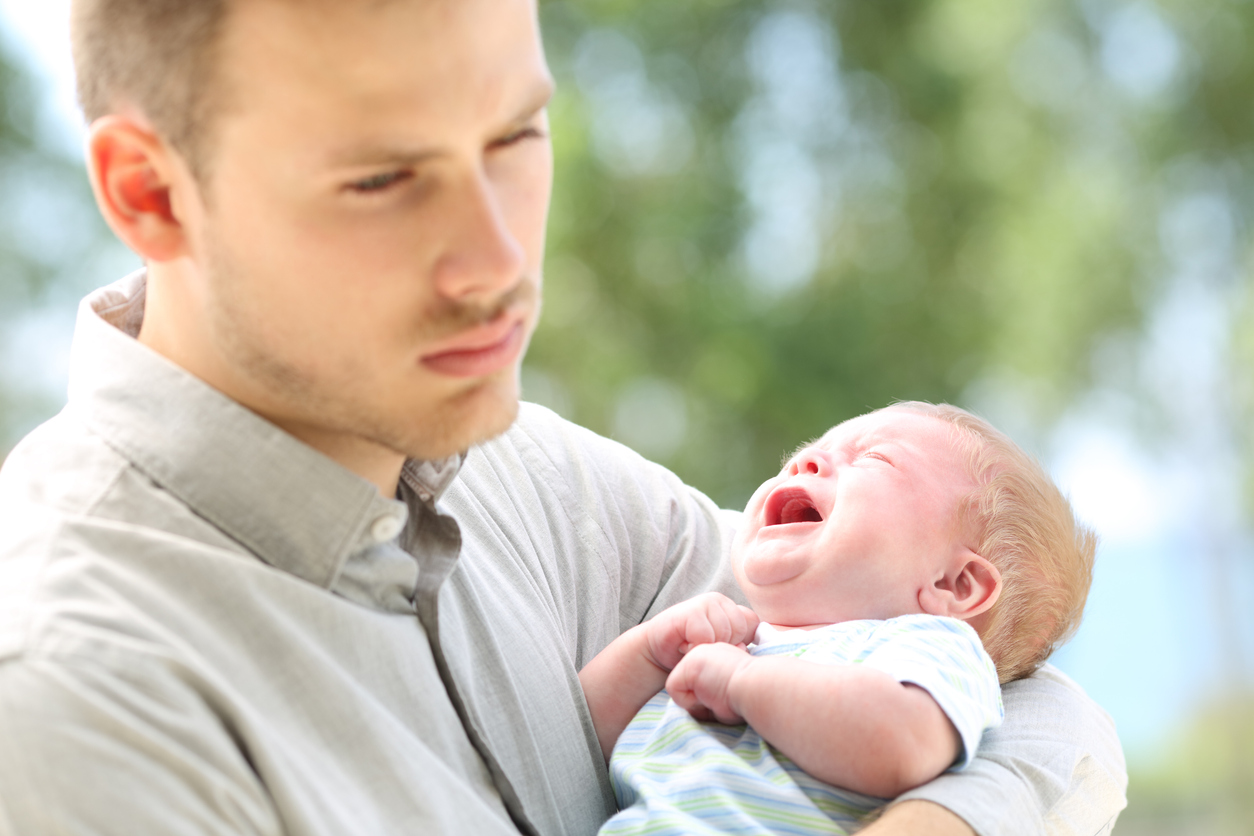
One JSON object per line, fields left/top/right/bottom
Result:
{"left": 894, "top": 402, "right": 1097, "bottom": 683}
{"left": 71, "top": 0, "right": 227, "bottom": 175}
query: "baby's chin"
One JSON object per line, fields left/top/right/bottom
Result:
{"left": 742, "top": 597, "right": 839, "bottom": 629}
{"left": 735, "top": 544, "right": 810, "bottom": 588}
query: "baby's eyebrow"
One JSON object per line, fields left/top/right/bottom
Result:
{"left": 846, "top": 430, "right": 910, "bottom": 465}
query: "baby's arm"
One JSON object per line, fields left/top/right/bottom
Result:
{"left": 578, "top": 593, "right": 758, "bottom": 762}
{"left": 666, "top": 643, "right": 961, "bottom": 798}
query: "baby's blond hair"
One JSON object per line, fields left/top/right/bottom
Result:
{"left": 892, "top": 402, "right": 1096, "bottom": 683}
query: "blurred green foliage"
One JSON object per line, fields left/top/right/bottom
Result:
{"left": 529, "top": 0, "right": 1171, "bottom": 507}
{"left": 0, "top": 38, "right": 111, "bottom": 455}
{"left": 0, "top": 41, "right": 56, "bottom": 449}
{"left": 1119, "top": 694, "right": 1254, "bottom": 835}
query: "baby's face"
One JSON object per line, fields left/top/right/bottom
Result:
{"left": 732, "top": 408, "right": 977, "bottom": 628}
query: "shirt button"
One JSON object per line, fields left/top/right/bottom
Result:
{"left": 371, "top": 514, "right": 405, "bottom": 543}
{"left": 418, "top": 489, "right": 432, "bottom": 503}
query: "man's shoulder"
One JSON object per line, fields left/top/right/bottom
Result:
{"left": 3, "top": 405, "right": 247, "bottom": 551}
{"left": 0, "top": 413, "right": 251, "bottom": 668}
{"left": 0, "top": 412, "right": 118, "bottom": 659}
{"left": 1, "top": 409, "right": 130, "bottom": 517}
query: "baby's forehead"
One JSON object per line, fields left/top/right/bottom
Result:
{"left": 817, "top": 408, "right": 943, "bottom": 447}
{"left": 817, "top": 409, "right": 974, "bottom": 474}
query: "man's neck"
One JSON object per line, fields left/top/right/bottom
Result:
{"left": 137, "top": 264, "right": 407, "bottom": 498}
{"left": 268, "top": 419, "right": 407, "bottom": 498}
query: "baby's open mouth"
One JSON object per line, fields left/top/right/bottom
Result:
{"left": 764, "top": 487, "right": 823, "bottom": 526}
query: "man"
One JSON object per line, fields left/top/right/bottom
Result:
{"left": 0, "top": 0, "right": 1126, "bottom": 834}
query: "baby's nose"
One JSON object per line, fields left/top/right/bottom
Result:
{"left": 789, "top": 448, "right": 832, "bottom": 477}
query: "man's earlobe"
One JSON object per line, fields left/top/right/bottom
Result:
{"left": 86, "top": 115, "right": 189, "bottom": 263}
{"left": 919, "top": 549, "right": 1002, "bottom": 620}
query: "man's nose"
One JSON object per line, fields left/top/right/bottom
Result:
{"left": 788, "top": 448, "right": 832, "bottom": 478}
{"left": 430, "top": 170, "right": 526, "bottom": 301}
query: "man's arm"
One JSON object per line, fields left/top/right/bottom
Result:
{"left": 891, "top": 665, "right": 1127, "bottom": 836}
{"left": 666, "top": 643, "right": 961, "bottom": 798}
{"left": 860, "top": 800, "right": 976, "bottom": 836}
{"left": 0, "top": 655, "right": 283, "bottom": 836}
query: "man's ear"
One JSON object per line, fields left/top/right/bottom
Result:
{"left": 918, "top": 547, "right": 1002, "bottom": 621}
{"left": 85, "top": 115, "right": 191, "bottom": 263}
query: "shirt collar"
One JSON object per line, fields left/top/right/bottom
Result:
{"left": 69, "top": 270, "right": 463, "bottom": 596}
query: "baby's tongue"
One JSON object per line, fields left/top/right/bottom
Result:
{"left": 778, "top": 497, "right": 821, "bottom": 525}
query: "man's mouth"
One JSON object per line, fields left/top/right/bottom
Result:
{"left": 764, "top": 486, "right": 823, "bottom": 526}
{"left": 419, "top": 315, "right": 526, "bottom": 378}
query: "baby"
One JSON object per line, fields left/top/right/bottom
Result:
{"left": 579, "top": 402, "right": 1096, "bottom": 835}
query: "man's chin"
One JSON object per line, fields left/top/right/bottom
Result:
{"left": 397, "top": 377, "right": 521, "bottom": 462}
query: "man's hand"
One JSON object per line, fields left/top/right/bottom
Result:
{"left": 665, "top": 641, "right": 754, "bottom": 724}
{"left": 858, "top": 800, "right": 975, "bottom": 836}
{"left": 642, "top": 593, "right": 758, "bottom": 673}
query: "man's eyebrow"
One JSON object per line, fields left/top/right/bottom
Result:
{"left": 324, "top": 142, "right": 443, "bottom": 170}
{"left": 323, "top": 80, "right": 555, "bottom": 170}
{"left": 504, "top": 79, "right": 556, "bottom": 129}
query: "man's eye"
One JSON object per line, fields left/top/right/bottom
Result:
{"left": 347, "top": 171, "right": 412, "bottom": 194}
{"left": 492, "top": 126, "right": 547, "bottom": 149}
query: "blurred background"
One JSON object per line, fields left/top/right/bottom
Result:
{"left": 1, "top": 0, "right": 1252, "bottom": 831}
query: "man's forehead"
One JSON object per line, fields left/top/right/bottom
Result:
{"left": 217, "top": 0, "right": 549, "bottom": 142}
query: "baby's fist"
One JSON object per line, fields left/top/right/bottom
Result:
{"left": 666, "top": 642, "right": 754, "bottom": 725}
{"left": 644, "top": 593, "right": 758, "bottom": 672}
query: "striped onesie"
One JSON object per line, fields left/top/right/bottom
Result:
{"left": 601, "top": 614, "right": 1004, "bottom": 836}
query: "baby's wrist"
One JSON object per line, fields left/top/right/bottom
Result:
{"left": 724, "top": 653, "right": 758, "bottom": 719}
{"left": 643, "top": 622, "right": 691, "bottom": 676}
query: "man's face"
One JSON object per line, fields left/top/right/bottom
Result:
{"left": 732, "top": 409, "right": 976, "bottom": 627}
{"left": 177, "top": 0, "right": 554, "bottom": 461}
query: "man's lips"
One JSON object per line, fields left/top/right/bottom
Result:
{"left": 763, "top": 486, "right": 823, "bottom": 527}
{"left": 420, "top": 315, "right": 526, "bottom": 378}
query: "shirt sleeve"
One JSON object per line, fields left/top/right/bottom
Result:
{"left": 892, "top": 663, "right": 1128, "bottom": 836}
{"left": 857, "top": 616, "right": 1004, "bottom": 771}
{"left": 0, "top": 653, "right": 283, "bottom": 836}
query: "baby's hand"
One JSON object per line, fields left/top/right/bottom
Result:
{"left": 666, "top": 642, "right": 754, "bottom": 725}
{"left": 643, "top": 593, "right": 758, "bottom": 673}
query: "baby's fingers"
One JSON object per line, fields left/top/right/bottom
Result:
{"left": 705, "top": 598, "right": 758, "bottom": 646}
{"left": 681, "top": 592, "right": 739, "bottom": 646}
{"left": 728, "top": 604, "right": 760, "bottom": 645}
{"left": 666, "top": 643, "right": 748, "bottom": 725}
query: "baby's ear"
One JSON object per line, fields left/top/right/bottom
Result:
{"left": 918, "top": 547, "right": 1001, "bottom": 621}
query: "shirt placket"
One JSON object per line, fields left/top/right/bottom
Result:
{"left": 407, "top": 496, "right": 541, "bottom": 836}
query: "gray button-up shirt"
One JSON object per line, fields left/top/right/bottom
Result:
{"left": 0, "top": 273, "right": 1126, "bottom": 835}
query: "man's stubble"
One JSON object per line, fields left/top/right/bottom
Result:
{"left": 200, "top": 223, "right": 539, "bottom": 463}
